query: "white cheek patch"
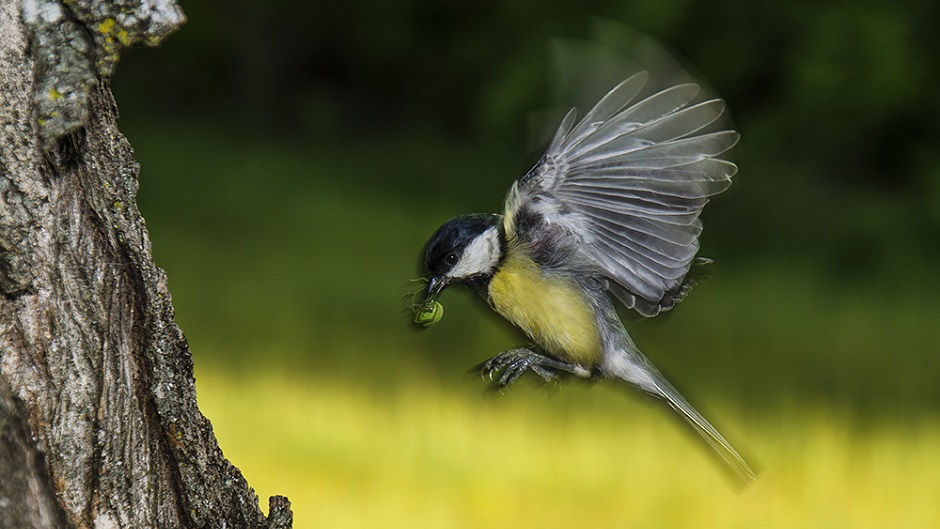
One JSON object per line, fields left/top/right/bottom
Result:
{"left": 448, "top": 226, "right": 501, "bottom": 279}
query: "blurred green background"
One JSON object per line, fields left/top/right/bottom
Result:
{"left": 111, "top": 1, "right": 940, "bottom": 527}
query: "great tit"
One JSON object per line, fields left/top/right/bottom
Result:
{"left": 415, "top": 71, "right": 756, "bottom": 485}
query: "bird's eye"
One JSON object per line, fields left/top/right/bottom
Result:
{"left": 445, "top": 252, "right": 458, "bottom": 265}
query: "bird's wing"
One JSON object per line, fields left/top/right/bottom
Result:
{"left": 502, "top": 72, "right": 737, "bottom": 316}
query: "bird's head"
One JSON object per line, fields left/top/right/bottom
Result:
{"left": 413, "top": 214, "right": 501, "bottom": 327}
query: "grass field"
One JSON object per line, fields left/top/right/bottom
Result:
{"left": 196, "top": 365, "right": 940, "bottom": 529}
{"left": 123, "top": 120, "right": 940, "bottom": 528}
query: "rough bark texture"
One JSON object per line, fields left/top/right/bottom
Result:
{"left": 0, "top": 0, "right": 292, "bottom": 527}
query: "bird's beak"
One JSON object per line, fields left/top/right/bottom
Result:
{"left": 423, "top": 276, "right": 447, "bottom": 303}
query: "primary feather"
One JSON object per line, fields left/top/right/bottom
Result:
{"left": 505, "top": 71, "right": 737, "bottom": 316}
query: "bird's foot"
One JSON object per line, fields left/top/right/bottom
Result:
{"left": 481, "top": 348, "right": 585, "bottom": 388}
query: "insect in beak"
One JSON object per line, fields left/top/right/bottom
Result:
{"left": 413, "top": 276, "right": 447, "bottom": 328}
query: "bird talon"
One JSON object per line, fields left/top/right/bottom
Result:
{"left": 480, "top": 348, "right": 560, "bottom": 387}
{"left": 498, "top": 359, "right": 525, "bottom": 386}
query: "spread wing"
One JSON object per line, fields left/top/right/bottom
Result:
{"left": 503, "top": 72, "right": 737, "bottom": 316}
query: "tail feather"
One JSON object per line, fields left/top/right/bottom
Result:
{"left": 649, "top": 374, "right": 757, "bottom": 487}
{"left": 603, "top": 344, "right": 757, "bottom": 486}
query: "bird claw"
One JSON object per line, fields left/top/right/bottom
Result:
{"left": 481, "top": 348, "right": 559, "bottom": 387}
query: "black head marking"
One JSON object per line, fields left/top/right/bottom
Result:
{"left": 423, "top": 214, "right": 500, "bottom": 278}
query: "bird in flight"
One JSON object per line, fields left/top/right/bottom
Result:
{"left": 413, "top": 71, "right": 756, "bottom": 485}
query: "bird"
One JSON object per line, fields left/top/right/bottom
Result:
{"left": 413, "top": 71, "right": 756, "bottom": 485}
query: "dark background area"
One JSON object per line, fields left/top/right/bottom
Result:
{"left": 111, "top": 0, "right": 940, "bottom": 416}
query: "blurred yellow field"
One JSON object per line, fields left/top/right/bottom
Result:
{"left": 197, "top": 366, "right": 940, "bottom": 529}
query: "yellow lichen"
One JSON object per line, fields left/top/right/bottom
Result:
{"left": 98, "top": 17, "right": 132, "bottom": 47}
{"left": 115, "top": 28, "right": 131, "bottom": 46}
{"left": 97, "top": 18, "right": 116, "bottom": 34}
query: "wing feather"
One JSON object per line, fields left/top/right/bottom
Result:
{"left": 563, "top": 84, "right": 703, "bottom": 159}
{"left": 560, "top": 72, "right": 651, "bottom": 151}
{"left": 504, "top": 73, "right": 737, "bottom": 316}
{"left": 587, "top": 218, "right": 691, "bottom": 266}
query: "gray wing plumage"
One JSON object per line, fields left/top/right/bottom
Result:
{"left": 504, "top": 72, "right": 737, "bottom": 316}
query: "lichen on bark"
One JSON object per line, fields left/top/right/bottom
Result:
{"left": 19, "top": 0, "right": 186, "bottom": 147}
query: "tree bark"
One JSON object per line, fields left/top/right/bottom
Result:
{"left": 0, "top": 0, "right": 292, "bottom": 527}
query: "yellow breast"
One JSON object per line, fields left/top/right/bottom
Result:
{"left": 487, "top": 251, "right": 602, "bottom": 366}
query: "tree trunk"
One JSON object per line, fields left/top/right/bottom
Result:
{"left": 0, "top": 0, "right": 292, "bottom": 527}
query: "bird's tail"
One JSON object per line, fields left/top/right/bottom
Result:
{"left": 604, "top": 343, "right": 757, "bottom": 487}
{"left": 649, "top": 372, "right": 757, "bottom": 487}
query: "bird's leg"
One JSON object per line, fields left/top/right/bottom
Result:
{"left": 481, "top": 348, "right": 590, "bottom": 387}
